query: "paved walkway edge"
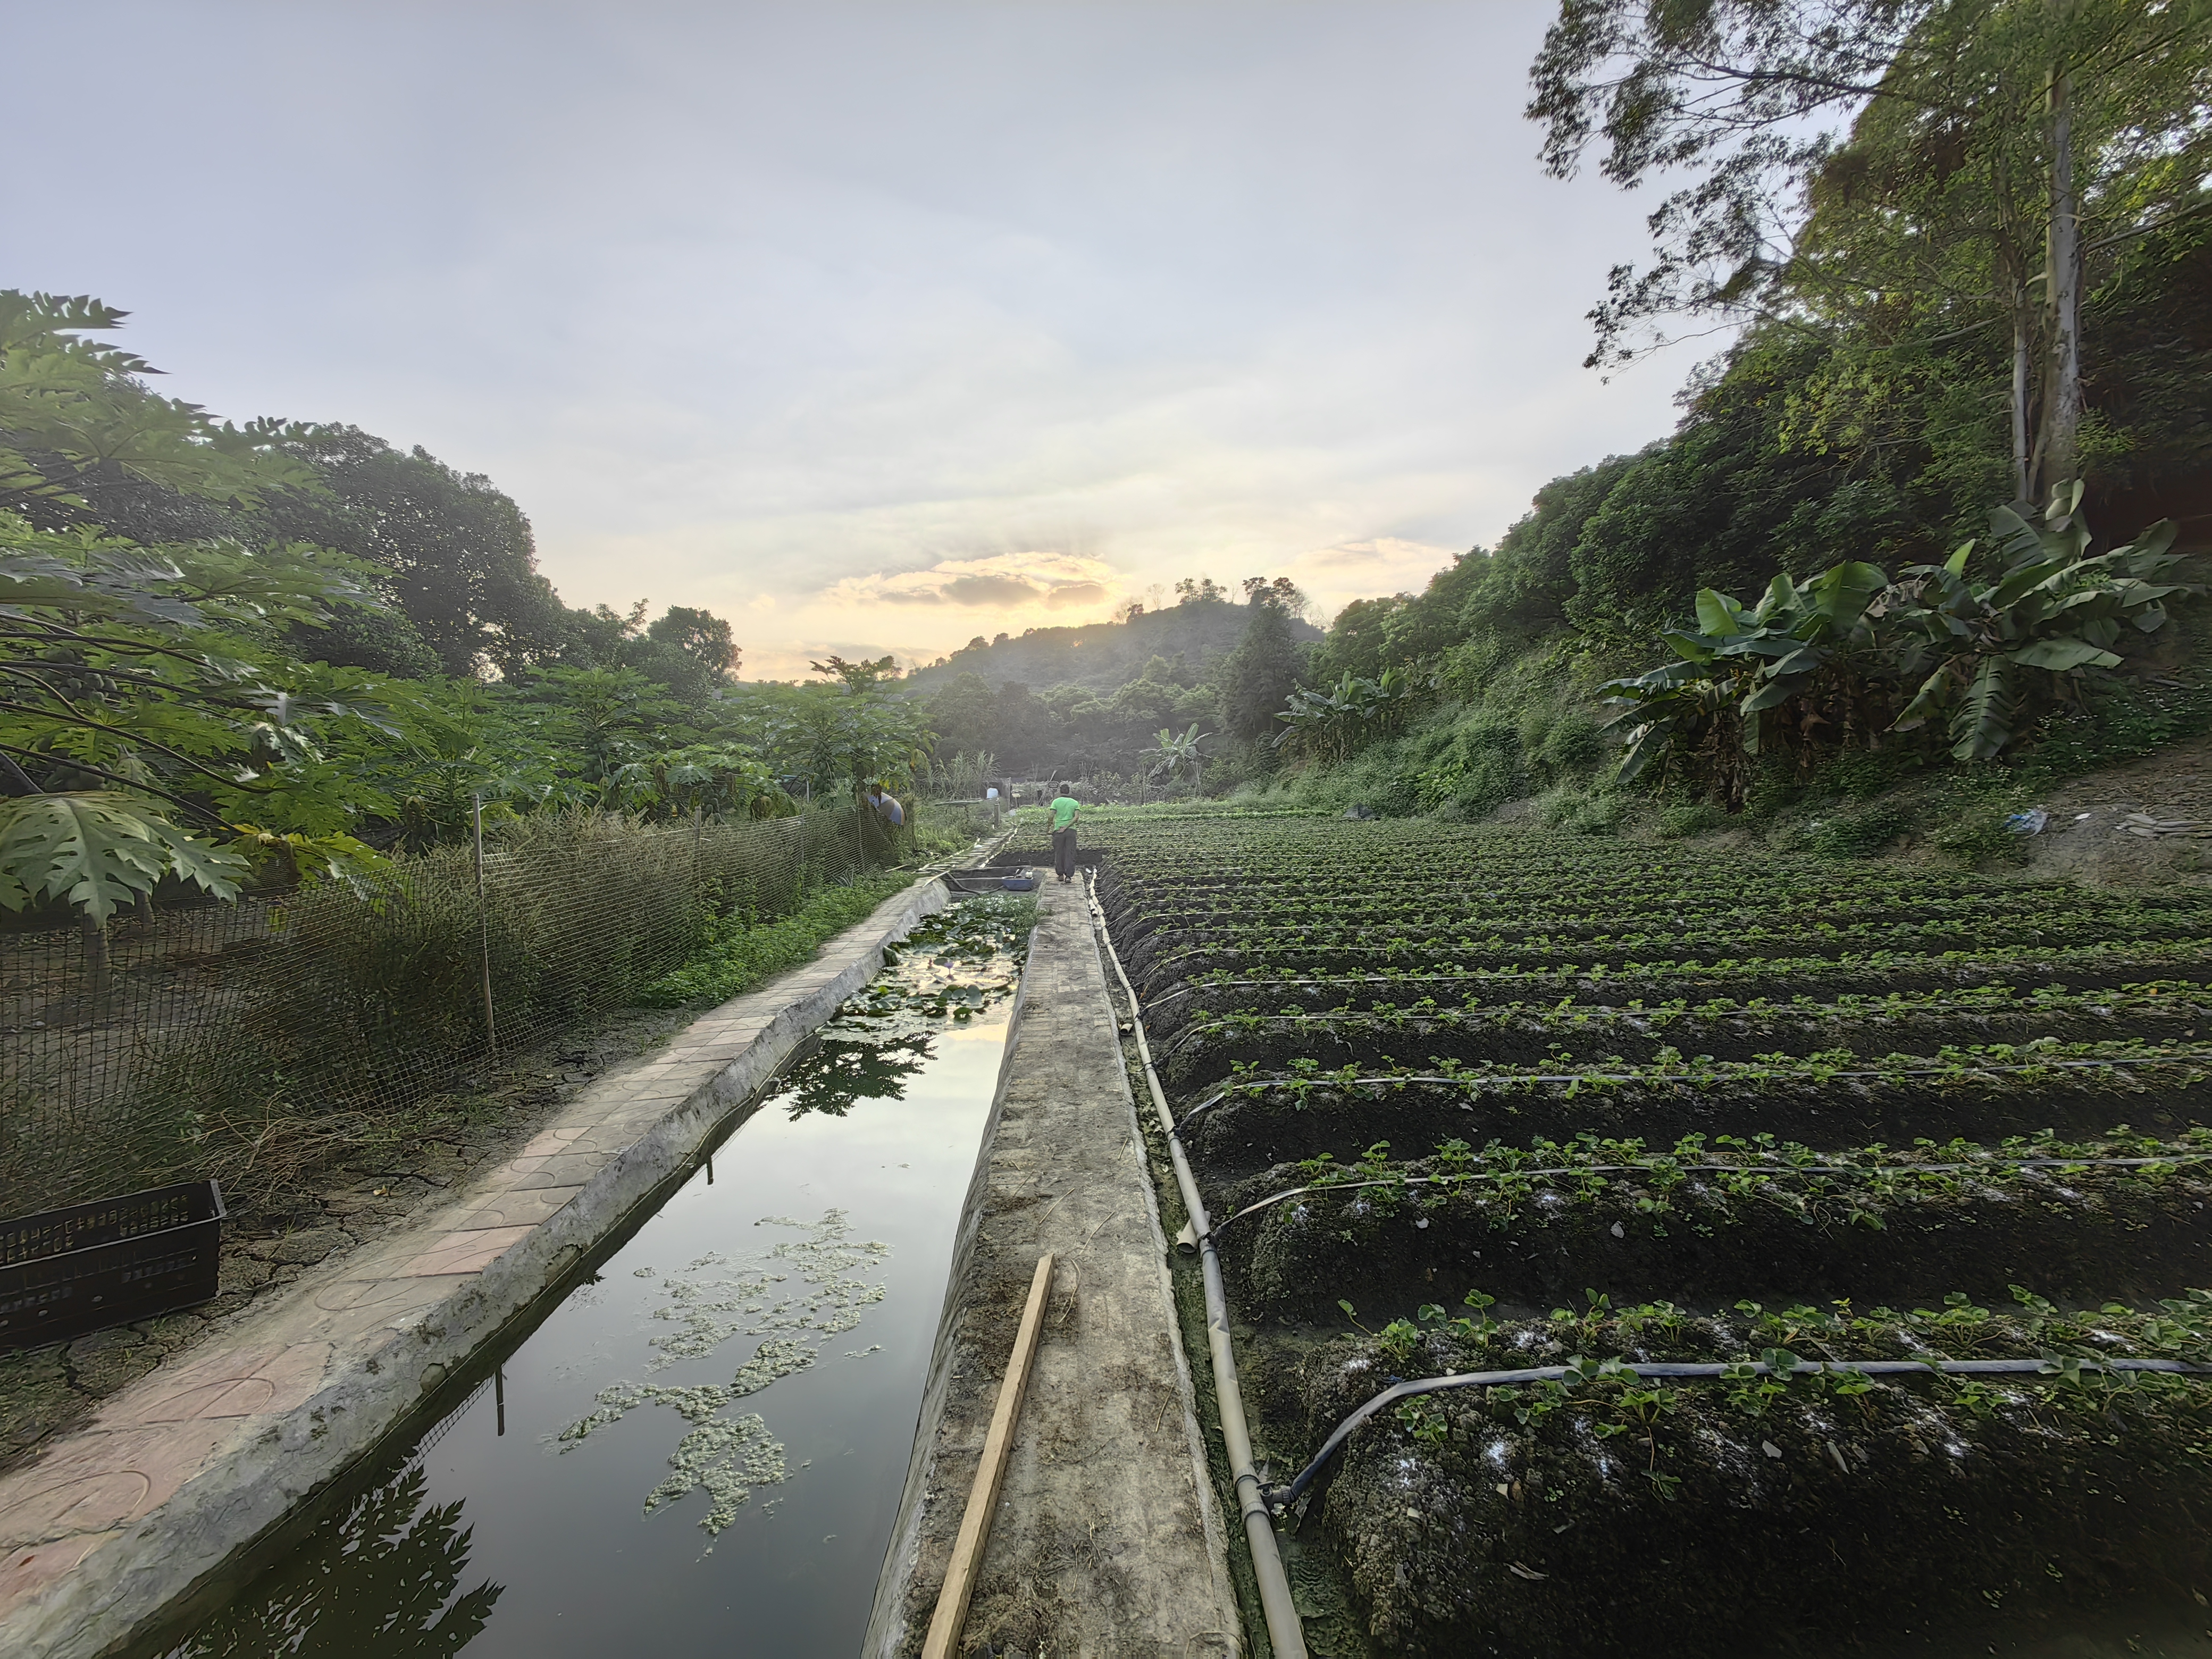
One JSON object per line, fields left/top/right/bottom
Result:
{"left": 864, "top": 881, "right": 1239, "bottom": 1658}
{"left": 1, "top": 876, "right": 950, "bottom": 1659}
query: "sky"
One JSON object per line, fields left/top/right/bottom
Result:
{"left": 14, "top": 1, "right": 1690, "bottom": 680}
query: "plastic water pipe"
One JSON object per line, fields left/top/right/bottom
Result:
{"left": 1269, "top": 1353, "right": 2212, "bottom": 1512}
{"left": 1084, "top": 872, "right": 1309, "bottom": 1659}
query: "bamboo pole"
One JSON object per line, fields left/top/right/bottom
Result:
{"left": 920, "top": 1253, "right": 1055, "bottom": 1659}
{"left": 472, "top": 792, "right": 497, "bottom": 1059}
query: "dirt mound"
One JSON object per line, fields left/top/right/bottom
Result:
{"left": 2013, "top": 733, "right": 2212, "bottom": 885}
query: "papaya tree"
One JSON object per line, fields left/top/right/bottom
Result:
{"left": 0, "top": 292, "right": 408, "bottom": 926}
{"left": 0, "top": 514, "right": 407, "bottom": 920}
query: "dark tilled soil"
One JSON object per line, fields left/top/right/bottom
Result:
{"left": 1182, "top": 1070, "right": 2212, "bottom": 1184}
{"left": 1300, "top": 1361, "right": 2212, "bottom": 1656}
{"left": 1158, "top": 1003, "right": 2212, "bottom": 1091}
{"left": 1226, "top": 1168, "right": 2212, "bottom": 1321}
{"left": 1144, "top": 957, "right": 2212, "bottom": 1040}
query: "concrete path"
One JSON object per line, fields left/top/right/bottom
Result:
{"left": 868, "top": 881, "right": 1240, "bottom": 1659}
{"left": 0, "top": 878, "right": 950, "bottom": 1659}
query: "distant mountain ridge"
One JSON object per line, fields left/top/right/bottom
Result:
{"left": 902, "top": 597, "right": 1322, "bottom": 694}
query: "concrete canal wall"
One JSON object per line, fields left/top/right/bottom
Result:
{"left": 866, "top": 880, "right": 1240, "bottom": 1659}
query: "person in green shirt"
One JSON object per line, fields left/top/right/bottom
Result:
{"left": 1048, "top": 783, "right": 1081, "bottom": 884}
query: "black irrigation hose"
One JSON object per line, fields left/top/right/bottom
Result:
{"left": 1267, "top": 1355, "right": 2212, "bottom": 1513}
{"left": 1080, "top": 869, "right": 1310, "bottom": 1658}
{"left": 1209, "top": 1152, "right": 2212, "bottom": 1239}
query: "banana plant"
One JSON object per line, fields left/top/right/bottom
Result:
{"left": 1884, "top": 483, "right": 2193, "bottom": 760}
{"left": 1273, "top": 668, "right": 1422, "bottom": 764}
{"left": 1601, "top": 482, "right": 2194, "bottom": 793}
{"left": 1600, "top": 559, "right": 1889, "bottom": 799}
{"left": 1141, "top": 723, "right": 1209, "bottom": 785}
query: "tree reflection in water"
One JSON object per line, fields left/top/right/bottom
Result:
{"left": 777, "top": 1034, "right": 931, "bottom": 1120}
{"left": 776, "top": 892, "right": 1034, "bottom": 1121}
{"left": 168, "top": 1460, "right": 500, "bottom": 1658}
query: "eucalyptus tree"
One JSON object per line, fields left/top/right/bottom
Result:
{"left": 1529, "top": 0, "right": 2212, "bottom": 497}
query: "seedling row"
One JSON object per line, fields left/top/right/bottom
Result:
{"left": 1052, "top": 813, "right": 2212, "bottom": 1654}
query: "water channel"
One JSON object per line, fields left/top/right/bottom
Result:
{"left": 155, "top": 893, "right": 1033, "bottom": 1659}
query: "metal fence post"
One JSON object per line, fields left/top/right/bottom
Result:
{"left": 473, "top": 793, "right": 498, "bottom": 1060}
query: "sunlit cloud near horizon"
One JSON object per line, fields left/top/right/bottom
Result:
{"left": 15, "top": 2, "right": 1692, "bottom": 683}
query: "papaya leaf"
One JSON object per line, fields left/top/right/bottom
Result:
{"left": 0, "top": 791, "right": 247, "bottom": 921}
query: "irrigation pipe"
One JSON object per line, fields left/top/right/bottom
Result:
{"left": 1083, "top": 869, "right": 1309, "bottom": 1659}
{"left": 1268, "top": 1353, "right": 2212, "bottom": 1514}
{"left": 1209, "top": 1152, "right": 2212, "bottom": 1238}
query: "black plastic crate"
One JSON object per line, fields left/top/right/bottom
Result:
{"left": 1, "top": 1180, "right": 227, "bottom": 1351}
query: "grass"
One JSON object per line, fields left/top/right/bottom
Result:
{"left": 640, "top": 872, "right": 917, "bottom": 1006}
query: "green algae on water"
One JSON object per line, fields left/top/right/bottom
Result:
{"left": 552, "top": 1211, "right": 891, "bottom": 1538}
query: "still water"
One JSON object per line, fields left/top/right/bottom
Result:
{"left": 163, "top": 898, "right": 1029, "bottom": 1659}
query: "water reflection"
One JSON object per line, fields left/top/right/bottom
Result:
{"left": 779, "top": 1038, "right": 927, "bottom": 1119}
{"left": 161, "top": 891, "right": 1036, "bottom": 1659}
{"left": 170, "top": 1462, "right": 501, "bottom": 1659}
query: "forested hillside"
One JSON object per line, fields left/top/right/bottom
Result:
{"left": 912, "top": 577, "right": 1322, "bottom": 779}
{"left": 1234, "top": 0, "right": 2212, "bottom": 850}
{"left": 903, "top": 577, "right": 1320, "bottom": 695}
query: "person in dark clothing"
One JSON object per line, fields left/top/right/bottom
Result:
{"left": 1049, "top": 783, "right": 1080, "bottom": 884}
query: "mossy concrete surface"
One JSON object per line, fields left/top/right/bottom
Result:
{"left": 867, "top": 881, "right": 1241, "bottom": 1659}
{"left": 0, "top": 877, "right": 950, "bottom": 1659}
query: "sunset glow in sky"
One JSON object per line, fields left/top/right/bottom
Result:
{"left": 19, "top": 2, "right": 1690, "bottom": 678}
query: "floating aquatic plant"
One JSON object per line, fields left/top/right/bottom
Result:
{"left": 552, "top": 1211, "right": 891, "bottom": 1540}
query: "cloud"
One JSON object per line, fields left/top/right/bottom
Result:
{"left": 1043, "top": 581, "right": 1109, "bottom": 609}
{"left": 23, "top": 3, "right": 1697, "bottom": 686}
{"left": 937, "top": 573, "right": 1042, "bottom": 606}
{"left": 822, "top": 551, "right": 1122, "bottom": 613}
{"left": 1280, "top": 537, "right": 1464, "bottom": 622}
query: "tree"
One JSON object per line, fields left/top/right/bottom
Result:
{"left": 1528, "top": 0, "right": 2212, "bottom": 496}
{"left": 0, "top": 297, "right": 410, "bottom": 921}
{"left": 0, "top": 514, "right": 402, "bottom": 919}
{"left": 645, "top": 605, "right": 736, "bottom": 681}
{"left": 1, "top": 291, "right": 319, "bottom": 519}
{"left": 1215, "top": 592, "right": 1308, "bottom": 744}
{"left": 808, "top": 653, "right": 900, "bottom": 694}
{"left": 256, "top": 425, "right": 566, "bottom": 677}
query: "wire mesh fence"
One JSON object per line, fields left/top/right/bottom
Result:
{"left": 0, "top": 805, "right": 887, "bottom": 1224}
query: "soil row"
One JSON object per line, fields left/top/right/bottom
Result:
{"left": 1065, "top": 814, "right": 2212, "bottom": 1654}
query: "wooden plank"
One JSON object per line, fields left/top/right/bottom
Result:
{"left": 920, "top": 1252, "right": 1057, "bottom": 1659}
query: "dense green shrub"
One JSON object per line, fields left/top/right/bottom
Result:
{"left": 640, "top": 874, "right": 914, "bottom": 1006}
{"left": 1807, "top": 801, "right": 1911, "bottom": 859}
{"left": 1655, "top": 802, "right": 1725, "bottom": 840}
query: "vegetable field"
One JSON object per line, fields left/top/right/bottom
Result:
{"left": 1037, "top": 813, "right": 2212, "bottom": 1654}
